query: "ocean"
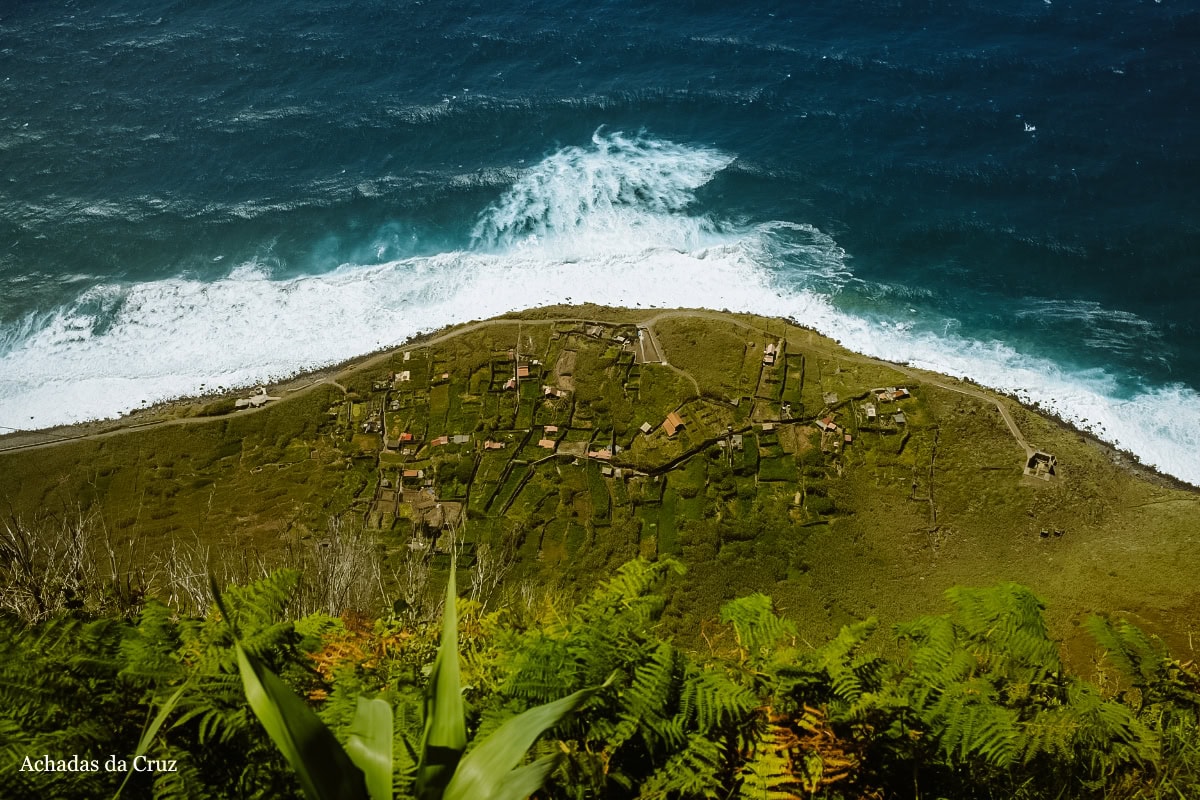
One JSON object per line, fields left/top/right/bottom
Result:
{"left": 1, "top": 0, "right": 1197, "bottom": 484}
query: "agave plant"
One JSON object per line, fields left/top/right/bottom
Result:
{"left": 214, "top": 565, "right": 599, "bottom": 800}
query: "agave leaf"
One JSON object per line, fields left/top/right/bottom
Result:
{"left": 211, "top": 581, "right": 367, "bottom": 800}
{"left": 113, "top": 681, "right": 190, "bottom": 799}
{"left": 415, "top": 565, "right": 468, "bottom": 800}
{"left": 346, "top": 696, "right": 395, "bottom": 800}
{"left": 483, "top": 756, "right": 560, "bottom": 800}
{"left": 235, "top": 641, "right": 369, "bottom": 800}
{"left": 444, "top": 682, "right": 600, "bottom": 800}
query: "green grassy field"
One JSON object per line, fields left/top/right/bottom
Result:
{"left": 3, "top": 306, "right": 1198, "bottom": 669}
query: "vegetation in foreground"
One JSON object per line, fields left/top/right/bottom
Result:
{"left": 2, "top": 560, "right": 1198, "bottom": 799}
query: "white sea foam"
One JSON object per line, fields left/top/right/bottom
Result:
{"left": 1, "top": 132, "right": 1196, "bottom": 486}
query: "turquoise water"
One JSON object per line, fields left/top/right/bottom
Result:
{"left": 1, "top": 0, "right": 1197, "bottom": 483}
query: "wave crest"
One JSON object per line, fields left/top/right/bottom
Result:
{"left": 470, "top": 129, "right": 734, "bottom": 252}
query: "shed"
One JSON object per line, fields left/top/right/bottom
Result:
{"left": 451, "top": 434, "right": 471, "bottom": 444}
{"left": 762, "top": 342, "right": 778, "bottom": 366}
{"left": 893, "top": 412, "right": 907, "bottom": 426}
{"left": 640, "top": 422, "right": 653, "bottom": 435}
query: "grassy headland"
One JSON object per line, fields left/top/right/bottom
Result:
{"left": 2, "top": 306, "right": 1197, "bottom": 666}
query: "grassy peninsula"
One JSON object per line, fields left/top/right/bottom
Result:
{"left": 2, "top": 306, "right": 1197, "bottom": 661}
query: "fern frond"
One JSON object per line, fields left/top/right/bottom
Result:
{"left": 719, "top": 594, "right": 796, "bottom": 660}
{"left": 639, "top": 733, "right": 725, "bottom": 799}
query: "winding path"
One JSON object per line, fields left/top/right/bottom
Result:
{"left": 0, "top": 310, "right": 1033, "bottom": 460}
{"left": 640, "top": 309, "right": 1034, "bottom": 458}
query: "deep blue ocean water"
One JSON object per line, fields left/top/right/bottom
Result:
{"left": 1, "top": 0, "right": 1197, "bottom": 483}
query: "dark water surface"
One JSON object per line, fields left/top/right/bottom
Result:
{"left": 1, "top": 0, "right": 1197, "bottom": 482}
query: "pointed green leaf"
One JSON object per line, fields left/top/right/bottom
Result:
{"left": 444, "top": 683, "right": 598, "bottom": 800}
{"left": 235, "top": 641, "right": 368, "bottom": 800}
{"left": 346, "top": 696, "right": 394, "bottom": 800}
{"left": 416, "top": 565, "right": 467, "bottom": 799}
{"left": 137, "top": 682, "right": 188, "bottom": 757}
{"left": 114, "top": 682, "right": 189, "bottom": 799}
{"left": 486, "top": 756, "right": 560, "bottom": 800}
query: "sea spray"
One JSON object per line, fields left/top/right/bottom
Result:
{"left": 0, "top": 132, "right": 1196, "bottom": 486}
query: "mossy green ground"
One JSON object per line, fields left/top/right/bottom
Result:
{"left": 3, "top": 306, "right": 1198, "bottom": 668}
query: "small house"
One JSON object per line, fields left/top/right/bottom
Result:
{"left": 403, "top": 351, "right": 411, "bottom": 361}
{"left": 865, "top": 403, "right": 877, "bottom": 422}
{"left": 663, "top": 412, "right": 685, "bottom": 437}
{"left": 484, "top": 440, "right": 505, "bottom": 450}
{"left": 639, "top": 421, "right": 653, "bottom": 435}
{"left": 504, "top": 378, "right": 517, "bottom": 390}
{"left": 1024, "top": 451, "right": 1058, "bottom": 480}
{"left": 516, "top": 365, "right": 530, "bottom": 378}
{"left": 431, "top": 436, "right": 449, "bottom": 447}
{"left": 588, "top": 449, "right": 613, "bottom": 461}
{"left": 763, "top": 342, "right": 777, "bottom": 366}
{"left": 396, "top": 371, "right": 411, "bottom": 383}
{"left": 893, "top": 412, "right": 907, "bottom": 426}
{"left": 451, "top": 434, "right": 471, "bottom": 444}
{"left": 537, "top": 439, "right": 557, "bottom": 450}
{"left": 544, "top": 425, "right": 559, "bottom": 433}
{"left": 246, "top": 391, "right": 279, "bottom": 408}
{"left": 761, "top": 422, "right": 775, "bottom": 432}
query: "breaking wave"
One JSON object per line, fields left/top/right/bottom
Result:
{"left": 0, "top": 132, "right": 1196, "bottom": 486}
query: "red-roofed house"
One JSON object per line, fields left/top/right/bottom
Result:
{"left": 663, "top": 412, "right": 684, "bottom": 437}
